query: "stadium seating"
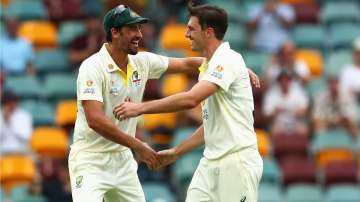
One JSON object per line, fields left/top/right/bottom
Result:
{"left": 58, "top": 21, "right": 86, "bottom": 47}
{"left": 10, "top": 184, "right": 47, "bottom": 202}
{"left": 256, "top": 129, "right": 272, "bottom": 158}
{"left": 160, "top": 23, "right": 191, "bottom": 53}
{"left": 280, "top": 0, "right": 315, "bottom": 4}
{"left": 44, "top": 0, "right": 85, "bottom": 21}
{"left": 55, "top": 99, "right": 77, "bottom": 126}
{"left": 296, "top": 49, "right": 323, "bottom": 78}
{"left": 43, "top": 73, "right": 77, "bottom": 100}
{"left": 20, "top": 100, "right": 55, "bottom": 126}
{"left": 324, "top": 49, "right": 352, "bottom": 76}
{"left": 292, "top": 2, "right": 319, "bottom": 24}
{"left": 272, "top": 133, "right": 309, "bottom": 161}
{"left": 323, "top": 160, "right": 358, "bottom": 186}
{"left": 306, "top": 78, "right": 327, "bottom": 98}
{"left": 321, "top": 2, "right": 360, "bottom": 25}
{"left": 329, "top": 23, "right": 360, "bottom": 50}
{"left": 261, "top": 158, "right": 282, "bottom": 185}
{"left": 143, "top": 182, "right": 176, "bottom": 202}
{"left": 258, "top": 183, "right": 284, "bottom": 202}
{"left": 0, "top": 20, "right": 5, "bottom": 37}
{"left": 34, "top": 49, "right": 70, "bottom": 75}
{"left": 173, "top": 152, "right": 202, "bottom": 195}
{"left": 81, "top": 0, "right": 103, "bottom": 17}
{"left": 0, "top": 155, "right": 36, "bottom": 192}
{"left": 285, "top": 184, "right": 323, "bottom": 202}
{"left": 293, "top": 25, "right": 325, "bottom": 50}
{"left": 280, "top": 156, "right": 317, "bottom": 186}
{"left": 18, "top": 21, "right": 58, "bottom": 49}
{"left": 311, "top": 129, "right": 355, "bottom": 167}
{"left": 325, "top": 184, "right": 360, "bottom": 202}
{"left": 143, "top": 113, "right": 177, "bottom": 131}
{"left": 6, "top": 0, "right": 47, "bottom": 21}
{"left": 207, "top": 0, "right": 244, "bottom": 23}
{"left": 242, "top": 51, "right": 270, "bottom": 75}
{"left": 161, "top": 73, "right": 189, "bottom": 97}
{"left": 30, "top": 127, "right": 69, "bottom": 159}
{"left": 5, "top": 76, "right": 42, "bottom": 99}
{"left": 225, "top": 24, "right": 247, "bottom": 51}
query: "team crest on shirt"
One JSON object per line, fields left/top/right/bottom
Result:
{"left": 210, "top": 65, "right": 224, "bottom": 79}
{"left": 75, "top": 176, "right": 83, "bottom": 188}
{"left": 86, "top": 80, "right": 93, "bottom": 86}
{"left": 131, "top": 71, "right": 141, "bottom": 87}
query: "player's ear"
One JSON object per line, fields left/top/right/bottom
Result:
{"left": 111, "top": 27, "right": 121, "bottom": 40}
{"left": 205, "top": 27, "right": 215, "bottom": 38}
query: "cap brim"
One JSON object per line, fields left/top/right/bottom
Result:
{"left": 125, "top": 17, "right": 149, "bottom": 25}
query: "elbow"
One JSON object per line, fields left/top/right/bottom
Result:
{"left": 183, "top": 93, "right": 201, "bottom": 109}
{"left": 87, "top": 115, "right": 101, "bottom": 130}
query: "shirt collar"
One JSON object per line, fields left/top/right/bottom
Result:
{"left": 99, "top": 43, "right": 136, "bottom": 73}
{"left": 208, "top": 41, "right": 230, "bottom": 65}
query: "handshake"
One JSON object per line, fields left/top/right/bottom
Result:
{"left": 133, "top": 140, "right": 179, "bottom": 170}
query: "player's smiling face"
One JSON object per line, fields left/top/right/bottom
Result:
{"left": 113, "top": 24, "right": 143, "bottom": 55}
{"left": 185, "top": 16, "right": 206, "bottom": 52}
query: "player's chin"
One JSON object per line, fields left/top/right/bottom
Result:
{"left": 128, "top": 47, "right": 138, "bottom": 55}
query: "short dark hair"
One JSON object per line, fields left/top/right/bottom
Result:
{"left": 106, "top": 27, "right": 119, "bottom": 42}
{"left": 187, "top": 2, "right": 228, "bottom": 40}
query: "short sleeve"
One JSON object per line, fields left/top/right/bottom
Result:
{"left": 142, "top": 52, "right": 169, "bottom": 79}
{"left": 77, "top": 62, "right": 103, "bottom": 102}
{"left": 201, "top": 64, "right": 237, "bottom": 92}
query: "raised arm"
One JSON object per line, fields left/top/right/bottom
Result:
{"left": 165, "top": 57, "right": 204, "bottom": 75}
{"left": 113, "top": 80, "right": 218, "bottom": 119}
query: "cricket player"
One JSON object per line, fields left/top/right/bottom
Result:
{"left": 68, "top": 5, "right": 207, "bottom": 202}
{"left": 114, "top": 4, "right": 263, "bottom": 202}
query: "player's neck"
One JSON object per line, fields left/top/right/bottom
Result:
{"left": 106, "top": 43, "right": 129, "bottom": 71}
{"left": 202, "top": 40, "right": 223, "bottom": 61}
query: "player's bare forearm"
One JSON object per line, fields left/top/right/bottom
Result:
{"left": 174, "top": 125, "right": 204, "bottom": 156}
{"left": 83, "top": 100, "right": 142, "bottom": 149}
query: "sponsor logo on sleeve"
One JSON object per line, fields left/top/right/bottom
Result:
{"left": 210, "top": 65, "right": 224, "bottom": 79}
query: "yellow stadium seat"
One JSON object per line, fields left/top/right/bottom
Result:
{"left": 18, "top": 21, "right": 57, "bottom": 49}
{"left": 162, "top": 73, "right": 189, "bottom": 97}
{"left": 143, "top": 113, "right": 176, "bottom": 131}
{"left": 160, "top": 23, "right": 196, "bottom": 56}
{"left": 56, "top": 100, "right": 77, "bottom": 126}
{"left": 256, "top": 129, "right": 271, "bottom": 158}
{"left": 316, "top": 148, "right": 354, "bottom": 168}
{"left": 296, "top": 49, "right": 323, "bottom": 78}
{"left": 0, "top": 155, "right": 35, "bottom": 192}
{"left": 31, "top": 127, "right": 68, "bottom": 159}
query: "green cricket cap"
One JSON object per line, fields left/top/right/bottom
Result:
{"left": 103, "top": 5, "right": 149, "bottom": 33}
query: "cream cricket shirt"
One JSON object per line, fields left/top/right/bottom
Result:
{"left": 199, "top": 42, "right": 258, "bottom": 160}
{"left": 72, "top": 44, "right": 168, "bottom": 153}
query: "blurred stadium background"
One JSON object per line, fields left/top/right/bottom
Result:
{"left": 1, "top": 0, "right": 360, "bottom": 202}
